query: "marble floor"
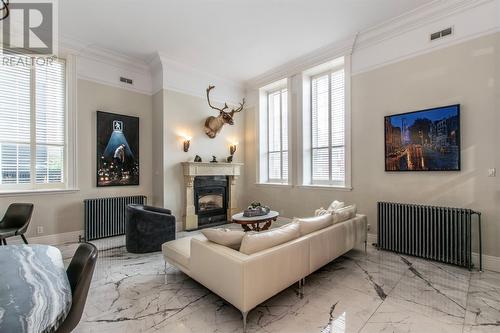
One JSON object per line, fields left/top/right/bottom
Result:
{"left": 57, "top": 228, "right": 500, "bottom": 333}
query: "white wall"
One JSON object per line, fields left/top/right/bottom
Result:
{"left": 0, "top": 79, "right": 153, "bottom": 240}
{"left": 244, "top": 32, "right": 500, "bottom": 260}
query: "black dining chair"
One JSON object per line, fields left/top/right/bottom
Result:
{"left": 0, "top": 203, "right": 34, "bottom": 245}
{"left": 56, "top": 242, "right": 98, "bottom": 333}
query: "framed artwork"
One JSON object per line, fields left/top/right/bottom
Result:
{"left": 384, "top": 104, "right": 460, "bottom": 171}
{"left": 96, "top": 111, "right": 140, "bottom": 186}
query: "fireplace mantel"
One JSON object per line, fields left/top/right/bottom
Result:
{"left": 182, "top": 162, "right": 243, "bottom": 177}
{"left": 181, "top": 162, "right": 243, "bottom": 230}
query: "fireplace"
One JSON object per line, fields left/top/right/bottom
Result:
{"left": 194, "top": 176, "right": 228, "bottom": 228}
{"left": 182, "top": 162, "right": 242, "bottom": 231}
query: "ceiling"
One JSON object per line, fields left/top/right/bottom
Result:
{"left": 60, "top": 0, "right": 435, "bottom": 83}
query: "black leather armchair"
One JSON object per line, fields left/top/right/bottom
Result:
{"left": 125, "top": 204, "right": 176, "bottom": 253}
{"left": 0, "top": 203, "right": 34, "bottom": 245}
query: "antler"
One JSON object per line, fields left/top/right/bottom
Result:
{"left": 206, "top": 85, "right": 229, "bottom": 113}
{"left": 230, "top": 98, "right": 246, "bottom": 114}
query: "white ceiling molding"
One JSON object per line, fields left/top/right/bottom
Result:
{"left": 153, "top": 52, "right": 246, "bottom": 105}
{"left": 245, "top": 0, "right": 499, "bottom": 86}
{"left": 58, "top": 37, "right": 244, "bottom": 100}
{"left": 58, "top": 36, "right": 154, "bottom": 95}
{"left": 352, "top": 0, "right": 500, "bottom": 75}
{"left": 245, "top": 36, "right": 356, "bottom": 90}
{"left": 354, "top": 0, "right": 494, "bottom": 51}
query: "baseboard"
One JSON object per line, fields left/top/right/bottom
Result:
{"left": 5, "top": 230, "right": 83, "bottom": 246}
{"left": 365, "top": 233, "right": 500, "bottom": 273}
{"left": 472, "top": 253, "right": 500, "bottom": 273}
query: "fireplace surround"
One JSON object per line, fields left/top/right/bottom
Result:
{"left": 182, "top": 162, "right": 242, "bottom": 230}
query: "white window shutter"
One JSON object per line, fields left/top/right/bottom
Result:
{"left": 311, "top": 68, "right": 345, "bottom": 185}
{"left": 0, "top": 63, "right": 31, "bottom": 184}
{"left": 0, "top": 60, "right": 66, "bottom": 188}
{"left": 267, "top": 88, "right": 288, "bottom": 183}
{"left": 35, "top": 60, "right": 66, "bottom": 184}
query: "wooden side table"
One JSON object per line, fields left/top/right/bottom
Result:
{"left": 232, "top": 211, "right": 279, "bottom": 232}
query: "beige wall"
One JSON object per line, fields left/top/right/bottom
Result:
{"left": 0, "top": 79, "right": 153, "bottom": 239}
{"left": 162, "top": 90, "right": 246, "bottom": 230}
{"left": 244, "top": 33, "right": 500, "bottom": 257}
{"left": 152, "top": 89, "right": 166, "bottom": 207}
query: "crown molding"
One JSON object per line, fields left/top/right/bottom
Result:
{"left": 352, "top": 0, "right": 499, "bottom": 75}
{"left": 58, "top": 36, "right": 245, "bottom": 98}
{"left": 245, "top": 36, "right": 356, "bottom": 89}
{"left": 354, "top": 0, "right": 496, "bottom": 51}
{"left": 150, "top": 52, "right": 246, "bottom": 104}
{"left": 59, "top": 35, "right": 150, "bottom": 73}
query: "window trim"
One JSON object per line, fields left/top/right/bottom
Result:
{"left": 301, "top": 56, "right": 351, "bottom": 189}
{"left": 0, "top": 55, "right": 78, "bottom": 195}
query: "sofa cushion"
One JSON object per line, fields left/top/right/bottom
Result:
{"left": 239, "top": 222, "right": 300, "bottom": 255}
{"left": 162, "top": 234, "right": 205, "bottom": 270}
{"left": 201, "top": 228, "right": 245, "bottom": 250}
{"left": 295, "top": 214, "right": 333, "bottom": 236}
{"left": 332, "top": 205, "right": 357, "bottom": 224}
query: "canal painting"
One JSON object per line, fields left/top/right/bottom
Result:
{"left": 385, "top": 105, "right": 460, "bottom": 171}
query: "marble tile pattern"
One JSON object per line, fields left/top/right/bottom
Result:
{"left": 0, "top": 244, "right": 72, "bottom": 333}
{"left": 56, "top": 223, "right": 500, "bottom": 333}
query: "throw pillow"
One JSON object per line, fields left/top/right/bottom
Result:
{"left": 201, "top": 228, "right": 246, "bottom": 250}
{"left": 295, "top": 214, "right": 333, "bottom": 236}
{"left": 327, "top": 200, "right": 345, "bottom": 211}
{"left": 332, "top": 205, "right": 357, "bottom": 224}
{"left": 239, "top": 222, "right": 300, "bottom": 255}
{"left": 314, "top": 207, "right": 329, "bottom": 216}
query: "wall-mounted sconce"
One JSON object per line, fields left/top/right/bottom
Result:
{"left": 230, "top": 143, "right": 238, "bottom": 156}
{"left": 183, "top": 136, "right": 192, "bottom": 152}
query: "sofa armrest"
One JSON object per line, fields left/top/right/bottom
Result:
{"left": 190, "top": 238, "right": 247, "bottom": 311}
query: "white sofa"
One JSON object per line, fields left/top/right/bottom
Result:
{"left": 162, "top": 214, "right": 367, "bottom": 329}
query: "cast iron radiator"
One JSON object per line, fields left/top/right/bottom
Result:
{"left": 377, "top": 202, "right": 482, "bottom": 270}
{"left": 84, "top": 195, "right": 147, "bottom": 241}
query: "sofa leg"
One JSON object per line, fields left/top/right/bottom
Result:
{"left": 242, "top": 311, "right": 248, "bottom": 332}
{"left": 364, "top": 240, "right": 367, "bottom": 254}
{"left": 164, "top": 261, "right": 168, "bottom": 284}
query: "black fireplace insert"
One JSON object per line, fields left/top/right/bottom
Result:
{"left": 194, "top": 176, "right": 228, "bottom": 227}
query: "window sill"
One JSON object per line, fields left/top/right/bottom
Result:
{"left": 296, "top": 184, "right": 352, "bottom": 191}
{"left": 255, "top": 182, "right": 293, "bottom": 189}
{"left": 0, "top": 188, "right": 80, "bottom": 197}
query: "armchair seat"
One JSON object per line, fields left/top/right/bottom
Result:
{"left": 126, "top": 204, "right": 176, "bottom": 253}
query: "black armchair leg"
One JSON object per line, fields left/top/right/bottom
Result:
{"left": 2, "top": 239, "right": 6, "bottom": 245}
{"left": 20, "top": 234, "right": 28, "bottom": 244}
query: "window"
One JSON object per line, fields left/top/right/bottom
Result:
{"left": 267, "top": 88, "right": 288, "bottom": 183}
{"left": 310, "top": 68, "right": 345, "bottom": 186}
{"left": 0, "top": 59, "right": 68, "bottom": 191}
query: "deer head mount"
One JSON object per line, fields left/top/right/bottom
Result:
{"left": 204, "top": 85, "right": 245, "bottom": 139}
{"left": 0, "top": 0, "right": 10, "bottom": 20}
